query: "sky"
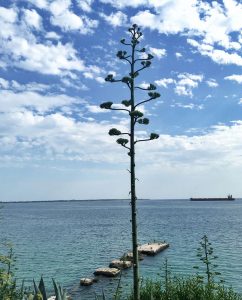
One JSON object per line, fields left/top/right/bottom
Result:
{"left": 0, "top": 0, "right": 242, "bottom": 202}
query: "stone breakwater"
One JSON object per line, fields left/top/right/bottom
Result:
{"left": 80, "top": 242, "right": 169, "bottom": 286}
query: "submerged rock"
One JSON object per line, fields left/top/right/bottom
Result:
{"left": 80, "top": 278, "right": 95, "bottom": 286}
{"left": 94, "top": 267, "right": 120, "bottom": 277}
{"left": 121, "top": 252, "right": 144, "bottom": 262}
{"left": 109, "top": 259, "right": 132, "bottom": 269}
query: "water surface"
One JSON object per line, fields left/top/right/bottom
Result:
{"left": 1, "top": 199, "right": 241, "bottom": 299}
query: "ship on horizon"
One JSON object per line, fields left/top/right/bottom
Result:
{"left": 190, "top": 194, "right": 235, "bottom": 201}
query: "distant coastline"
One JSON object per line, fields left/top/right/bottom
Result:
{"left": 1, "top": 198, "right": 241, "bottom": 203}
{"left": 0, "top": 198, "right": 185, "bottom": 203}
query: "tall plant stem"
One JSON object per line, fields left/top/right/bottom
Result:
{"left": 130, "top": 43, "right": 140, "bottom": 300}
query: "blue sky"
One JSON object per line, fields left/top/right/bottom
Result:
{"left": 0, "top": 0, "right": 242, "bottom": 201}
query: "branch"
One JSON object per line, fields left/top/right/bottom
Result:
{"left": 105, "top": 74, "right": 122, "bottom": 83}
{"left": 135, "top": 84, "right": 156, "bottom": 91}
{"left": 134, "top": 98, "right": 153, "bottom": 108}
{"left": 123, "top": 57, "right": 132, "bottom": 65}
{"left": 135, "top": 92, "right": 161, "bottom": 108}
{"left": 134, "top": 54, "right": 153, "bottom": 63}
{"left": 110, "top": 107, "right": 130, "bottom": 113}
{"left": 120, "top": 39, "right": 131, "bottom": 46}
{"left": 109, "top": 128, "right": 130, "bottom": 136}
{"left": 120, "top": 144, "right": 131, "bottom": 150}
{"left": 135, "top": 133, "right": 159, "bottom": 144}
{"left": 135, "top": 138, "right": 151, "bottom": 144}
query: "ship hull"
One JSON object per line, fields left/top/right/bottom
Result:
{"left": 190, "top": 198, "right": 235, "bottom": 201}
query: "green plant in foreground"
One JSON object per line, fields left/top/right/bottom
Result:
{"left": 100, "top": 24, "right": 160, "bottom": 300}
{"left": 193, "top": 235, "right": 222, "bottom": 286}
{"left": 24, "top": 277, "right": 68, "bottom": 300}
{"left": 0, "top": 245, "right": 68, "bottom": 300}
{"left": 0, "top": 243, "right": 24, "bottom": 300}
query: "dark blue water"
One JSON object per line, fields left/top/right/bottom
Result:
{"left": 1, "top": 199, "right": 242, "bottom": 299}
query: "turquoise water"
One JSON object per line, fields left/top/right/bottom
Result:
{"left": 1, "top": 199, "right": 242, "bottom": 299}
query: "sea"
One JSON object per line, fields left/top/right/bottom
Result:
{"left": 0, "top": 199, "right": 242, "bottom": 299}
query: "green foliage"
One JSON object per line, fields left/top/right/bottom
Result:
{"left": 150, "top": 133, "right": 159, "bottom": 140}
{"left": 130, "top": 110, "right": 144, "bottom": 118}
{"left": 126, "top": 277, "right": 242, "bottom": 300}
{"left": 148, "top": 84, "right": 156, "bottom": 90}
{"left": 122, "top": 100, "right": 132, "bottom": 107}
{"left": 0, "top": 245, "right": 68, "bottom": 300}
{"left": 122, "top": 76, "right": 133, "bottom": 84}
{"left": 100, "top": 102, "right": 113, "bottom": 109}
{"left": 193, "top": 235, "right": 222, "bottom": 285}
{"left": 116, "top": 138, "right": 129, "bottom": 146}
{"left": 148, "top": 92, "right": 160, "bottom": 99}
{"left": 117, "top": 50, "right": 127, "bottom": 59}
{"left": 137, "top": 118, "right": 149, "bottom": 125}
{"left": 109, "top": 128, "right": 122, "bottom": 136}
{"left": 105, "top": 74, "right": 115, "bottom": 82}
{"left": 0, "top": 243, "right": 23, "bottom": 300}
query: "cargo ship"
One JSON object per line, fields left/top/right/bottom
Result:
{"left": 190, "top": 194, "right": 235, "bottom": 201}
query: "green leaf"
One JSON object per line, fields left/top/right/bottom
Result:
{"left": 150, "top": 133, "right": 159, "bottom": 140}
{"left": 105, "top": 74, "right": 115, "bottom": 82}
{"left": 121, "top": 100, "right": 131, "bottom": 107}
{"left": 147, "top": 54, "right": 154, "bottom": 60}
{"left": 117, "top": 50, "right": 127, "bottom": 59}
{"left": 109, "top": 128, "right": 121, "bottom": 136}
{"left": 148, "top": 84, "right": 156, "bottom": 90}
{"left": 148, "top": 92, "right": 160, "bottom": 99}
{"left": 116, "top": 138, "right": 129, "bottom": 146}
{"left": 100, "top": 102, "right": 113, "bottom": 109}
{"left": 141, "top": 61, "right": 151, "bottom": 67}
{"left": 122, "top": 76, "right": 132, "bottom": 84}
{"left": 39, "top": 277, "right": 47, "bottom": 300}
{"left": 138, "top": 118, "right": 149, "bottom": 125}
{"left": 130, "top": 110, "right": 143, "bottom": 118}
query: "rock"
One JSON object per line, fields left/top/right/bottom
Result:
{"left": 94, "top": 267, "right": 120, "bottom": 277}
{"left": 138, "top": 242, "right": 169, "bottom": 255}
{"left": 109, "top": 259, "right": 132, "bottom": 269}
{"left": 80, "top": 278, "right": 94, "bottom": 286}
{"left": 121, "top": 252, "right": 144, "bottom": 262}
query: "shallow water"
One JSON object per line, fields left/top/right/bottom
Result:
{"left": 1, "top": 199, "right": 242, "bottom": 299}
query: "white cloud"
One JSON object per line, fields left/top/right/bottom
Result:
{"left": 208, "top": 49, "right": 242, "bottom": 66}
{"left": 206, "top": 79, "right": 218, "bottom": 88}
{"left": 149, "top": 47, "right": 166, "bottom": 59}
{"left": 155, "top": 78, "right": 174, "bottom": 88}
{"left": 188, "top": 38, "right": 242, "bottom": 66}
{"left": 0, "top": 90, "right": 83, "bottom": 114}
{"left": 28, "top": 0, "right": 50, "bottom": 9}
{"left": 129, "top": 0, "right": 242, "bottom": 66}
{"left": 100, "top": 0, "right": 147, "bottom": 9}
{"left": 86, "top": 105, "right": 107, "bottom": 113}
{"left": 171, "top": 102, "right": 204, "bottom": 110}
{"left": 49, "top": 0, "right": 98, "bottom": 33}
{"left": 23, "top": 9, "right": 42, "bottom": 30}
{"left": 0, "top": 6, "right": 86, "bottom": 76}
{"left": 175, "top": 52, "right": 182, "bottom": 59}
{"left": 175, "top": 73, "right": 203, "bottom": 97}
{"left": 45, "top": 31, "right": 61, "bottom": 39}
{"left": 224, "top": 75, "right": 242, "bottom": 84}
{"left": 77, "top": 0, "right": 94, "bottom": 12}
{"left": 0, "top": 78, "right": 9, "bottom": 89}
{"left": 155, "top": 73, "right": 203, "bottom": 96}
{"left": 0, "top": 6, "right": 18, "bottom": 23}
{"left": 99, "top": 11, "right": 128, "bottom": 27}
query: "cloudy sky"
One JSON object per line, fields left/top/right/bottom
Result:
{"left": 0, "top": 0, "right": 242, "bottom": 201}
